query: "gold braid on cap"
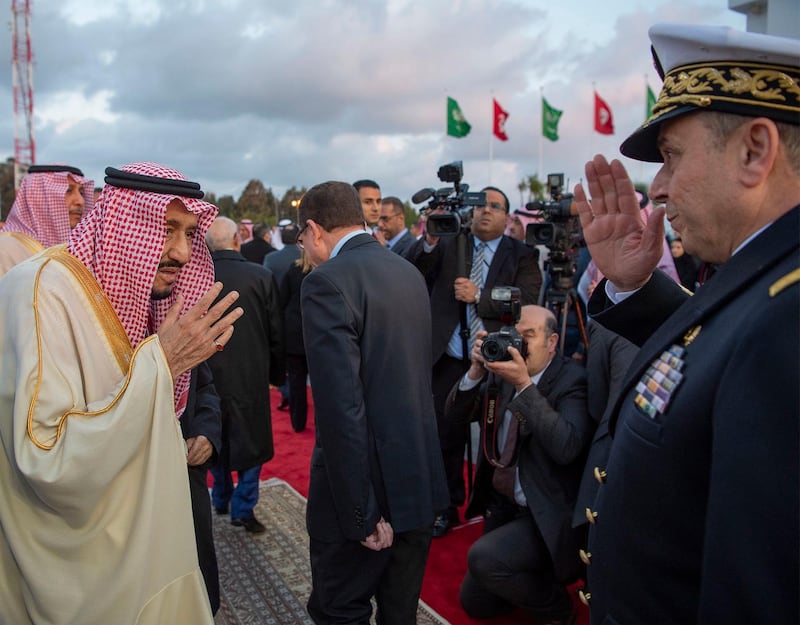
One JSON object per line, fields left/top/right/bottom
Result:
{"left": 647, "top": 60, "right": 800, "bottom": 124}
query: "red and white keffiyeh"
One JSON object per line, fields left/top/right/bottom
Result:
{"left": 2, "top": 169, "right": 94, "bottom": 247}
{"left": 68, "top": 162, "right": 218, "bottom": 416}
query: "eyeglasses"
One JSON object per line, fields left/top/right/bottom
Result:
{"left": 377, "top": 212, "right": 403, "bottom": 222}
{"left": 295, "top": 222, "right": 310, "bottom": 249}
{"left": 474, "top": 202, "right": 506, "bottom": 213}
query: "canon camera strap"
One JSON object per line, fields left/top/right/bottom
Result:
{"left": 480, "top": 374, "right": 520, "bottom": 468}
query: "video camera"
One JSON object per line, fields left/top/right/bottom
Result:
{"left": 412, "top": 161, "right": 486, "bottom": 237}
{"left": 522, "top": 173, "right": 583, "bottom": 295}
{"left": 480, "top": 287, "right": 528, "bottom": 363}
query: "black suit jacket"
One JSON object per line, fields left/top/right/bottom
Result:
{"left": 572, "top": 320, "right": 638, "bottom": 528}
{"left": 585, "top": 206, "right": 799, "bottom": 624}
{"left": 279, "top": 261, "right": 306, "bottom": 356}
{"left": 302, "top": 233, "right": 449, "bottom": 542}
{"left": 388, "top": 229, "right": 416, "bottom": 258}
{"left": 207, "top": 250, "right": 285, "bottom": 470}
{"left": 264, "top": 244, "right": 301, "bottom": 286}
{"left": 240, "top": 237, "right": 276, "bottom": 265}
{"left": 181, "top": 363, "right": 222, "bottom": 614}
{"left": 407, "top": 233, "right": 542, "bottom": 362}
{"left": 445, "top": 356, "right": 592, "bottom": 583}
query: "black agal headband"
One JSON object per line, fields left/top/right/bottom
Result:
{"left": 104, "top": 167, "right": 205, "bottom": 199}
{"left": 28, "top": 164, "right": 85, "bottom": 176}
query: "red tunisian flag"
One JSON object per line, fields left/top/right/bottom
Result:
{"left": 493, "top": 98, "right": 509, "bottom": 141}
{"left": 594, "top": 91, "right": 614, "bottom": 135}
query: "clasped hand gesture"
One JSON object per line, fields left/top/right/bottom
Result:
{"left": 573, "top": 155, "right": 666, "bottom": 291}
{"left": 157, "top": 282, "right": 243, "bottom": 378}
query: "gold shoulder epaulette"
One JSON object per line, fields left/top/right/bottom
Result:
{"left": 769, "top": 268, "right": 800, "bottom": 298}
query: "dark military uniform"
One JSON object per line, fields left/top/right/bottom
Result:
{"left": 583, "top": 207, "right": 799, "bottom": 623}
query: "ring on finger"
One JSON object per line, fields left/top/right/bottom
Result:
{"left": 213, "top": 339, "right": 223, "bottom": 352}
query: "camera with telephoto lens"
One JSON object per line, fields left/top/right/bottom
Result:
{"left": 480, "top": 287, "right": 528, "bottom": 363}
{"left": 411, "top": 161, "right": 486, "bottom": 237}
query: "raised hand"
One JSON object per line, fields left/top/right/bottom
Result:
{"left": 157, "top": 282, "right": 244, "bottom": 377}
{"left": 574, "top": 155, "right": 666, "bottom": 291}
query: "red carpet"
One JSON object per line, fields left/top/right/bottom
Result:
{"left": 213, "top": 388, "right": 589, "bottom": 625}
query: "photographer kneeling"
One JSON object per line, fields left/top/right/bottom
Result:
{"left": 445, "top": 301, "right": 591, "bottom": 624}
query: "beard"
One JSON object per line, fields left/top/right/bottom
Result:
{"left": 150, "top": 287, "right": 172, "bottom": 300}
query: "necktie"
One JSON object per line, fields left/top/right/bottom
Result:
{"left": 467, "top": 242, "right": 486, "bottom": 354}
{"left": 491, "top": 413, "right": 519, "bottom": 499}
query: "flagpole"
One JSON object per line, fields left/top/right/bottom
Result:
{"left": 489, "top": 129, "right": 494, "bottom": 184}
{"left": 538, "top": 87, "right": 544, "bottom": 181}
{"left": 488, "top": 94, "right": 494, "bottom": 183}
{"left": 592, "top": 82, "right": 597, "bottom": 164}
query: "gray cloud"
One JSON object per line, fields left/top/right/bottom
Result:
{"left": 3, "top": 0, "right": 745, "bottom": 205}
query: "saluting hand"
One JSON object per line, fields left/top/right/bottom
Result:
{"left": 573, "top": 155, "right": 666, "bottom": 291}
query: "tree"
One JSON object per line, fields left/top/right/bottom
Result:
{"left": 0, "top": 158, "right": 17, "bottom": 221}
{"left": 278, "top": 186, "right": 307, "bottom": 223}
{"left": 237, "top": 179, "right": 278, "bottom": 224}
{"left": 215, "top": 195, "right": 237, "bottom": 218}
{"left": 526, "top": 175, "right": 546, "bottom": 202}
{"left": 517, "top": 179, "right": 527, "bottom": 208}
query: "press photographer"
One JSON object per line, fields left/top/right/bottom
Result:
{"left": 407, "top": 162, "right": 542, "bottom": 537}
{"left": 444, "top": 303, "right": 591, "bottom": 624}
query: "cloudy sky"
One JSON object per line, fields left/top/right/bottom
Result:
{"left": 1, "top": 0, "right": 745, "bottom": 211}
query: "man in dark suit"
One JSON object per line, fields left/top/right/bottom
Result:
{"left": 240, "top": 222, "right": 276, "bottom": 264}
{"left": 572, "top": 24, "right": 799, "bottom": 623}
{"left": 377, "top": 196, "right": 415, "bottom": 257}
{"left": 407, "top": 186, "right": 542, "bottom": 536}
{"left": 205, "top": 217, "right": 285, "bottom": 533}
{"left": 445, "top": 305, "right": 591, "bottom": 624}
{"left": 263, "top": 222, "right": 301, "bottom": 284}
{"left": 297, "top": 181, "right": 448, "bottom": 625}
{"left": 181, "top": 362, "right": 222, "bottom": 614}
{"left": 264, "top": 222, "right": 302, "bottom": 412}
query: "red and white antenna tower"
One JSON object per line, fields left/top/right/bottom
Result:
{"left": 11, "top": 0, "right": 35, "bottom": 189}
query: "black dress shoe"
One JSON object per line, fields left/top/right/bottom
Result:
{"left": 432, "top": 513, "right": 451, "bottom": 538}
{"left": 231, "top": 516, "right": 266, "bottom": 533}
{"left": 214, "top": 506, "right": 228, "bottom": 515}
{"left": 277, "top": 399, "right": 289, "bottom": 411}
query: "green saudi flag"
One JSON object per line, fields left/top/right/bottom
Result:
{"left": 447, "top": 97, "right": 471, "bottom": 138}
{"left": 542, "top": 97, "right": 563, "bottom": 141}
{"left": 646, "top": 85, "right": 657, "bottom": 120}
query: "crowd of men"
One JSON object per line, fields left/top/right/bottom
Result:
{"left": 0, "top": 21, "right": 797, "bottom": 625}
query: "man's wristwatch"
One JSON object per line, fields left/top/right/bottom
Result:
{"left": 474, "top": 289, "right": 481, "bottom": 304}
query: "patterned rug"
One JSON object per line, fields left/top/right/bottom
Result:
{"left": 213, "top": 478, "right": 450, "bottom": 625}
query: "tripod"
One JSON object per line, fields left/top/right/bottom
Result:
{"left": 540, "top": 282, "right": 588, "bottom": 356}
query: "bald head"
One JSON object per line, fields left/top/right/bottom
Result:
{"left": 206, "top": 216, "right": 239, "bottom": 252}
{"left": 519, "top": 305, "right": 558, "bottom": 335}
{"left": 517, "top": 305, "right": 559, "bottom": 376}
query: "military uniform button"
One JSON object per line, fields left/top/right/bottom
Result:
{"left": 578, "top": 588, "right": 591, "bottom": 606}
{"left": 579, "top": 549, "right": 592, "bottom": 565}
{"left": 585, "top": 507, "right": 598, "bottom": 524}
{"left": 594, "top": 466, "right": 607, "bottom": 484}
